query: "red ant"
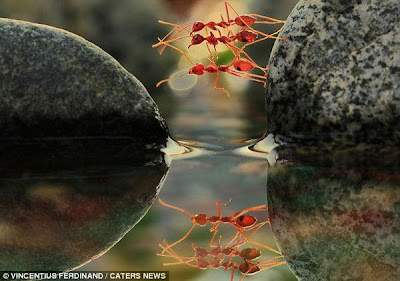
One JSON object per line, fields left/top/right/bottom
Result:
{"left": 158, "top": 220, "right": 281, "bottom": 261}
{"left": 153, "top": 26, "right": 284, "bottom": 50}
{"left": 159, "top": 240, "right": 285, "bottom": 281}
{"left": 155, "top": 1, "right": 285, "bottom": 53}
{"left": 153, "top": 21, "right": 286, "bottom": 56}
{"left": 188, "top": 30, "right": 258, "bottom": 48}
{"left": 157, "top": 198, "right": 269, "bottom": 253}
{"left": 158, "top": 239, "right": 262, "bottom": 265}
{"left": 190, "top": 1, "right": 285, "bottom": 35}
{"left": 153, "top": 29, "right": 259, "bottom": 49}
{"left": 153, "top": 27, "right": 271, "bottom": 79}
{"left": 155, "top": 42, "right": 268, "bottom": 96}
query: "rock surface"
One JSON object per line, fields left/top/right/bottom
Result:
{"left": 268, "top": 148, "right": 400, "bottom": 281}
{"left": 0, "top": 18, "right": 168, "bottom": 145}
{"left": 266, "top": 0, "right": 400, "bottom": 147}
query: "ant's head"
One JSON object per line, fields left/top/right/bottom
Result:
{"left": 191, "top": 21, "right": 205, "bottom": 33}
{"left": 188, "top": 34, "right": 205, "bottom": 48}
{"left": 236, "top": 215, "right": 257, "bottom": 228}
{"left": 191, "top": 213, "right": 207, "bottom": 225}
{"left": 189, "top": 64, "right": 205, "bottom": 75}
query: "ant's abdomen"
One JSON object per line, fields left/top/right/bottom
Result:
{"left": 235, "top": 15, "right": 257, "bottom": 26}
{"left": 236, "top": 215, "right": 257, "bottom": 227}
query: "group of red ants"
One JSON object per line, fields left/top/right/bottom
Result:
{"left": 156, "top": 198, "right": 285, "bottom": 281}
{"left": 153, "top": 3, "right": 287, "bottom": 280}
{"left": 152, "top": 1, "right": 290, "bottom": 97}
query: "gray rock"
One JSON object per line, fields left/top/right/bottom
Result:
{"left": 266, "top": 0, "right": 400, "bottom": 147}
{"left": 268, "top": 148, "right": 400, "bottom": 281}
{"left": 0, "top": 18, "right": 168, "bottom": 145}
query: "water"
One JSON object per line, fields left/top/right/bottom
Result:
{"left": 77, "top": 136, "right": 297, "bottom": 281}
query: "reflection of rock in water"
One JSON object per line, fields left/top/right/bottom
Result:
{"left": 267, "top": 147, "right": 400, "bottom": 281}
{"left": 0, "top": 140, "right": 169, "bottom": 271}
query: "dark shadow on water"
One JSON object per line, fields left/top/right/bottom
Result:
{"left": 0, "top": 138, "right": 169, "bottom": 271}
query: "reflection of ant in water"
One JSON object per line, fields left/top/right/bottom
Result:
{"left": 158, "top": 220, "right": 280, "bottom": 261}
{"left": 157, "top": 198, "right": 269, "bottom": 253}
{"left": 159, "top": 236, "right": 285, "bottom": 281}
{"left": 155, "top": 42, "right": 268, "bottom": 96}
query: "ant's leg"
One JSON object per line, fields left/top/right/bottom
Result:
{"left": 237, "top": 260, "right": 285, "bottom": 281}
{"left": 156, "top": 21, "right": 192, "bottom": 54}
{"left": 161, "top": 251, "right": 197, "bottom": 267}
{"left": 244, "top": 261, "right": 286, "bottom": 279}
{"left": 156, "top": 78, "right": 172, "bottom": 88}
{"left": 162, "top": 260, "right": 196, "bottom": 267}
{"left": 225, "top": 2, "right": 287, "bottom": 41}
{"left": 213, "top": 72, "right": 231, "bottom": 97}
{"left": 237, "top": 224, "right": 282, "bottom": 255}
{"left": 157, "top": 252, "right": 193, "bottom": 260}
{"left": 230, "top": 267, "right": 236, "bottom": 281}
{"left": 152, "top": 35, "right": 191, "bottom": 48}
{"left": 250, "top": 14, "right": 285, "bottom": 23}
{"left": 158, "top": 199, "right": 193, "bottom": 217}
{"left": 206, "top": 43, "right": 215, "bottom": 62}
{"left": 226, "top": 70, "right": 267, "bottom": 85}
{"left": 248, "top": 27, "right": 290, "bottom": 41}
{"left": 226, "top": 44, "right": 267, "bottom": 76}
{"left": 228, "top": 204, "right": 267, "bottom": 220}
{"left": 224, "top": 231, "right": 241, "bottom": 248}
{"left": 211, "top": 41, "right": 219, "bottom": 59}
{"left": 254, "top": 20, "right": 285, "bottom": 25}
{"left": 224, "top": 44, "right": 267, "bottom": 80}
{"left": 158, "top": 20, "right": 192, "bottom": 32}
{"left": 157, "top": 239, "right": 194, "bottom": 259}
{"left": 221, "top": 13, "right": 233, "bottom": 37}
{"left": 155, "top": 41, "right": 195, "bottom": 66}
{"left": 224, "top": 1, "right": 233, "bottom": 23}
{"left": 158, "top": 240, "right": 198, "bottom": 268}
{"left": 209, "top": 222, "right": 220, "bottom": 247}
{"left": 247, "top": 238, "right": 281, "bottom": 255}
{"left": 160, "top": 224, "right": 197, "bottom": 254}
{"left": 205, "top": 44, "right": 231, "bottom": 97}
{"left": 216, "top": 199, "right": 232, "bottom": 218}
{"left": 257, "top": 256, "right": 286, "bottom": 266}
{"left": 229, "top": 69, "right": 267, "bottom": 81}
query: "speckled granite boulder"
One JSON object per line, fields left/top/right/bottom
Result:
{"left": 0, "top": 18, "right": 168, "bottom": 145}
{"left": 266, "top": 0, "right": 400, "bottom": 147}
{"left": 268, "top": 149, "right": 400, "bottom": 281}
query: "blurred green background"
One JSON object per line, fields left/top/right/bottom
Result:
{"left": 0, "top": 1, "right": 299, "bottom": 280}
